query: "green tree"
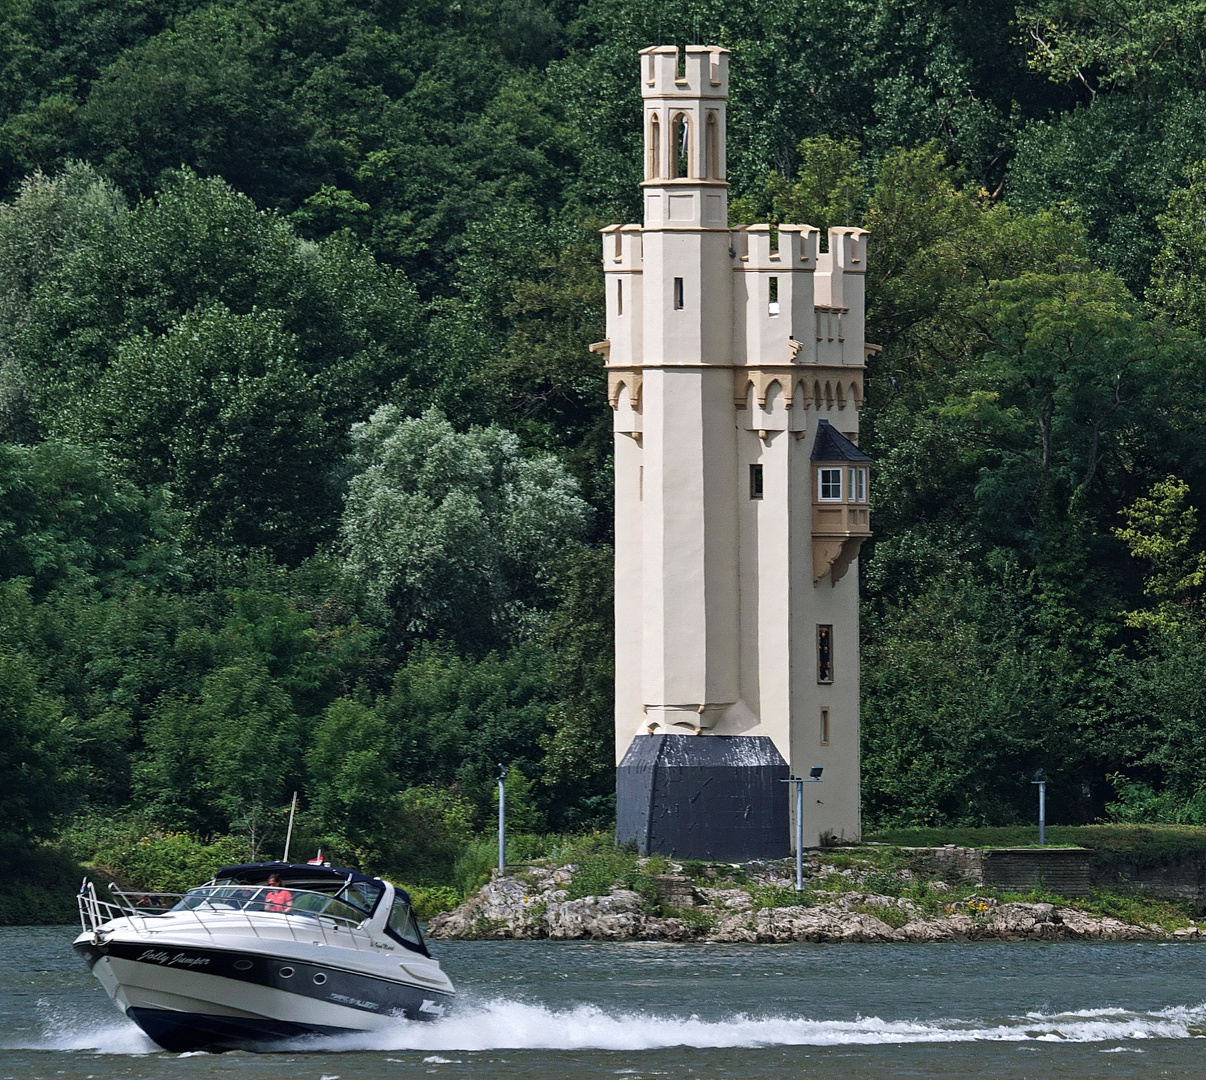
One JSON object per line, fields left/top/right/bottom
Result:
{"left": 138, "top": 659, "right": 300, "bottom": 849}
{"left": 0, "top": 439, "right": 183, "bottom": 598}
{"left": 77, "top": 303, "right": 330, "bottom": 557}
{"left": 0, "top": 649, "right": 73, "bottom": 842}
{"left": 340, "top": 406, "right": 591, "bottom": 650}
{"left": 1150, "top": 159, "right": 1206, "bottom": 332}
{"left": 1114, "top": 476, "right": 1206, "bottom": 634}
{"left": 305, "top": 696, "right": 398, "bottom": 864}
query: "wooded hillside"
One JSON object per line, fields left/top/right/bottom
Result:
{"left": 5, "top": 0, "right": 1206, "bottom": 893}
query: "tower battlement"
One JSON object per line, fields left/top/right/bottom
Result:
{"left": 639, "top": 45, "right": 729, "bottom": 100}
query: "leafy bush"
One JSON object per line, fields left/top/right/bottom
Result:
{"left": 750, "top": 884, "right": 807, "bottom": 910}
{"left": 863, "top": 870, "right": 905, "bottom": 897}
{"left": 452, "top": 836, "right": 500, "bottom": 898}
{"left": 851, "top": 902, "right": 911, "bottom": 929}
{"left": 0, "top": 843, "right": 83, "bottom": 925}
{"left": 92, "top": 831, "right": 248, "bottom": 893}
{"left": 402, "top": 884, "right": 462, "bottom": 921}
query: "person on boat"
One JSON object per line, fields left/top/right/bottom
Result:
{"left": 265, "top": 874, "right": 293, "bottom": 912}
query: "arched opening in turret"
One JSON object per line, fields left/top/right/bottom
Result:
{"left": 671, "top": 113, "right": 690, "bottom": 178}
{"left": 705, "top": 112, "right": 719, "bottom": 178}
{"left": 648, "top": 115, "right": 661, "bottom": 179}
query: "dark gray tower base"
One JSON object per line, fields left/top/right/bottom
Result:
{"left": 616, "top": 735, "right": 790, "bottom": 861}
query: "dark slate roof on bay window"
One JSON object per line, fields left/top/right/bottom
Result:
{"left": 810, "top": 419, "right": 872, "bottom": 462}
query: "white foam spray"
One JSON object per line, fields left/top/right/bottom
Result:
{"left": 11, "top": 998, "right": 1206, "bottom": 1055}
{"left": 290, "top": 997, "right": 1206, "bottom": 1053}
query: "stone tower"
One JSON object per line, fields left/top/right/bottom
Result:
{"left": 598, "top": 45, "right": 873, "bottom": 859}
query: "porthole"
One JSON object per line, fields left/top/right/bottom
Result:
{"left": 313, "top": 972, "right": 327, "bottom": 985}
{"left": 279, "top": 966, "right": 294, "bottom": 978}
{"left": 233, "top": 959, "right": 253, "bottom": 971}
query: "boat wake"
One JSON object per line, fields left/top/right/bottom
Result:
{"left": 14, "top": 998, "right": 1206, "bottom": 1054}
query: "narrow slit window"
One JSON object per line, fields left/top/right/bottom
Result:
{"left": 817, "top": 625, "right": 833, "bottom": 683}
{"left": 818, "top": 467, "right": 842, "bottom": 501}
{"left": 617, "top": 279, "right": 623, "bottom": 316}
{"left": 673, "top": 277, "right": 684, "bottom": 309}
{"left": 613, "top": 229, "right": 623, "bottom": 261}
{"left": 749, "top": 463, "right": 763, "bottom": 500}
{"left": 820, "top": 708, "right": 830, "bottom": 746}
{"left": 856, "top": 467, "right": 868, "bottom": 503}
{"left": 706, "top": 112, "right": 719, "bottom": 177}
{"left": 768, "top": 276, "right": 779, "bottom": 317}
{"left": 649, "top": 115, "right": 661, "bottom": 179}
{"left": 638, "top": 465, "right": 643, "bottom": 501}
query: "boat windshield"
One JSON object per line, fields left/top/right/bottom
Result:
{"left": 339, "top": 879, "right": 384, "bottom": 915}
{"left": 170, "top": 885, "right": 367, "bottom": 924}
{"left": 385, "top": 894, "right": 426, "bottom": 953}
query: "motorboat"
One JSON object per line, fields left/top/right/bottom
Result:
{"left": 73, "top": 861, "right": 456, "bottom": 1052}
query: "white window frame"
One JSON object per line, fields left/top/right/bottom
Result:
{"left": 818, "top": 467, "right": 843, "bottom": 501}
{"left": 849, "top": 466, "right": 867, "bottom": 503}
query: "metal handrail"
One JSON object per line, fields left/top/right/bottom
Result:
{"left": 77, "top": 879, "right": 377, "bottom": 951}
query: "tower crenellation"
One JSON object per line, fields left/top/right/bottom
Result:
{"left": 605, "top": 46, "right": 873, "bottom": 859}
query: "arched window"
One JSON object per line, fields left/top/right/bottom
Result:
{"left": 671, "top": 113, "right": 690, "bottom": 178}
{"left": 649, "top": 115, "right": 661, "bottom": 179}
{"left": 705, "top": 112, "right": 719, "bottom": 178}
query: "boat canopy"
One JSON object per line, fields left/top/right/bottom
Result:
{"left": 213, "top": 862, "right": 411, "bottom": 904}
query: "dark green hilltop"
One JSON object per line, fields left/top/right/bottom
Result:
{"left": 3, "top": 0, "right": 1206, "bottom": 921}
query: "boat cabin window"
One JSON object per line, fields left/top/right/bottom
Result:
{"left": 341, "top": 880, "right": 384, "bottom": 915}
{"left": 386, "top": 896, "right": 425, "bottom": 951}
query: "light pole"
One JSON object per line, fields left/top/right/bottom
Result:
{"left": 1032, "top": 769, "right": 1047, "bottom": 847}
{"left": 781, "top": 767, "right": 824, "bottom": 891}
{"left": 498, "top": 763, "right": 507, "bottom": 875}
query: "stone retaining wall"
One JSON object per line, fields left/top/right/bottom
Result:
{"left": 903, "top": 845, "right": 1206, "bottom": 911}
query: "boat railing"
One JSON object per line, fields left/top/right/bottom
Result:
{"left": 77, "top": 879, "right": 375, "bottom": 950}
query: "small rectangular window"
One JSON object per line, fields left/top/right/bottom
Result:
{"left": 638, "top": 465, "right": 643, "bottom": 501}
{"left": 817, "top": 624, "right": 833, "bottom": 683}
{"left": 673, "top": 277, "right": 684, "bottom": 309}
{"left": 768, "top": 276, "right": 779, "bottom": 317}
{"left": 818, "top": 468, "right": 842, "bottom": 501}
{"left": 617, "top": 279, "right": 623, "bottom": 316}
{"left": 820, "top": 708, "right": 830, "bottom": 746}
{"left": 749, "top": 463, "right": 763, "bottom": 500}
{"left": 856, "top": 467, "right": 867, "bottom": 503}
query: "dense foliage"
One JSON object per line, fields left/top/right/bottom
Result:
{"left": 6, "top": 0, "right": 1206, "bottom": 898}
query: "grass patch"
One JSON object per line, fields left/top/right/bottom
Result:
{"left": 864, "top": 824, "right": 1206, "bottom": 865}
{"left": 850, "top": 902, "right": 911, "bottom": 929}
{"left": 750, "top": 884, "right": 809, "bottom": 910}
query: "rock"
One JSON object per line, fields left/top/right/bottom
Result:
{"left": 696, "top": 887, "right": 753, "bottom": 911}
{"left": 424, "top": 863, "right": 1178, "bottom": 944}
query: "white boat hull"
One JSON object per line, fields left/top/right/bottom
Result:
{"left": 74, "top": 924, "right": 453, "bottom": 1051}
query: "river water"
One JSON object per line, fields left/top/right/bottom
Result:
{"left": 3, "top": 926, "right": 1205, "bottom": 1078}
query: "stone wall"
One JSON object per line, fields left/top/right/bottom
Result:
{"left": 902, "top": 846, "right": 1206, "bottom": 912}
{"left": 1091, "top": 855, "right": 1206, "bottom": 913}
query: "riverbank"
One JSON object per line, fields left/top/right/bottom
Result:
{"left": 427, "top": 848, "right": 1203, "bottom": 943}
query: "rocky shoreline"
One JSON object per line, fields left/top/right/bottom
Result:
{"left": 426, "top": 859, "right": 1202, "bottom": 944}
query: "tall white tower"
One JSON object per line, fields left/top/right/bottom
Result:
{"left": 600, "top": 46, "right": 872, "bottom": 857}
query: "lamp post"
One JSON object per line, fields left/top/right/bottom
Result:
{"left": 781, "top": 767, "right": 824, "bottom": 891}
{"left": 1032, "top": 769, "right": 1047, "bottom": 847}
{"left": 498, "top": 764, "right": 507, "bottom": 875}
